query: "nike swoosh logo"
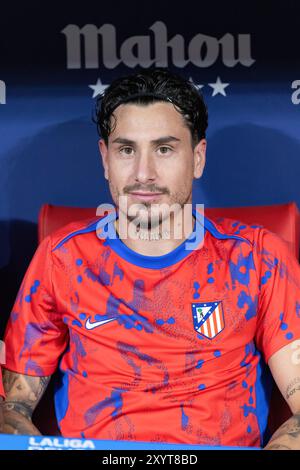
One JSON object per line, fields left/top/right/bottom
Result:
{"left": 85, "top": 317, "right": 117, "bottom": 330}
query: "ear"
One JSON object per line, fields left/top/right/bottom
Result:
{"left": 98, "top": 139, "right": 109, "bottom": 181}
{"left": 193, "top": 139, "right": 206, "bottom": 179}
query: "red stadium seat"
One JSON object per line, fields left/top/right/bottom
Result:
{"left": 38, "top": 202, "right": 300, "bottom": 257}
{"left": 34, "top": 202, "right": 300, "bottom": 440}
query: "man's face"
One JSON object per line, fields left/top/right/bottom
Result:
{"left": 99, "top": 101, "right": 206, "bottom": 227}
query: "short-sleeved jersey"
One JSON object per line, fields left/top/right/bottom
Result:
{"left": 4, "top": 207, "right": 300, "bottom": 447}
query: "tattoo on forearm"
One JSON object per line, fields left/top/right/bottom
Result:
{"left": 2, "top": 370, "right": 50, "bottom": 418}
{"left": 285, "top": 377, "right": 300, "bottom": 400}
{"left": 269, "top": 412, "right": 300, "bottom": 445}
{"left": 1, "top": 370, "right": 50, "bottom": 434}
{"left": 286, "top": 386, "right": 300, "bottom": 400}
{"left": 2, "top": 401, "right": 34, "bottom": 419}
{"left": 1, "top": 408, "right": 41, "bottom": 435}
{"left": 265, "top": 443, "right": 292, "bottom": 450}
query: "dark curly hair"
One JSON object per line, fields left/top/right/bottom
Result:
{"left": 94, "top": 67, "right": 208, "bottom": 148}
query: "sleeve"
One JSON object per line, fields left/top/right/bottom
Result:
{"left": 254, "top": 228, "right": 300, "bottom": 363}
{"left": 3, "top": 235, "right": 69, "bottom": 377}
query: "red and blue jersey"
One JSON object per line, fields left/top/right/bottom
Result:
{"left": 4, "top": 208, "right": 300, "bottom": 447}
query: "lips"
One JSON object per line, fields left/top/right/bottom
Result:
{"left": 130, "top": 192, "right": 163, "bottom": 196}
{"left": 129, "top": 192, "right": 164, "bottom": 201}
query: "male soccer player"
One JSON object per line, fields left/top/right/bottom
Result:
{"left": 1, "top": 68, "right": 300, "bottom": 449}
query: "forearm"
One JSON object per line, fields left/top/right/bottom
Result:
{"left": 264, "top": 412, "right": 300, "bottom": 450}
{"left": 1, "top": 401, "right": 41, "bottom": 435}
{"left": 1, "top": 370, "right": 50, "bottom": 436}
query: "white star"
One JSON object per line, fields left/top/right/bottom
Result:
{"left": 89, "top": 78, "right": 109, "bottom": 98}
{"left": 189, "top": 77, "right": 204, "bottom": 91}
{"left": 208, "top": 77, "right": 229, "bottom": 97}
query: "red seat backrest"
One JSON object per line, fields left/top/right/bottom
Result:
{"left": 38, "top": 202, "right": 300, "bottom": 258}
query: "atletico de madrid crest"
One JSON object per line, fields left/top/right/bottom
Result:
{"left": 192, "top": 301, "right": 225, "bottom": 339}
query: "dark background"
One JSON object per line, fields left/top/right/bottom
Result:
{"left": 0, "top": 0, "right": 300, "bottom": 335}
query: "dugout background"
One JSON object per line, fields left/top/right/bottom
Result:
{"left": 0, "top": 0, "right": 300, "bottom": 334}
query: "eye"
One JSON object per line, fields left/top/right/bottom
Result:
{"left": 120, "top": 146, "right": 134, "bottom": 156}
{"left": 158, "top": 146, "right": 172, "bottom": 155}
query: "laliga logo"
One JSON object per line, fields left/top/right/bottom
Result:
{"left": 61, "top": 21, "right": 255, "bottom": 70}
{"left": 28, "top": 436, "right": 95, "bottom": 450}
{"left": 0, "top": 80, "right": 6, "bottom": 104}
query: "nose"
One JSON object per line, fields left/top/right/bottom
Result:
{"left": 134, "top": 149, "right": 157, "bottom": 185}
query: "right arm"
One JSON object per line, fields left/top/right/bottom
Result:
{"left": 1, "top": 235, "right": 68, "bottom": 435}
{"left": 1, "top": 369, "right": 50, "bottom": 435}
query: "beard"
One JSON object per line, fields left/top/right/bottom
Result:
{"left": 109, "top": 181, "right": 193, "bottom": 235}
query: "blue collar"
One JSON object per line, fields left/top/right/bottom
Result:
{"left": 53, "top": 205, "right": 250, "bottom": 270}
{"left": 102, "top": 207, "right": 206, "bottom": 269}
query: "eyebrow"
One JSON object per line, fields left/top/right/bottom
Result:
{"left": 111, "top": 135, "right": 181, "bottom": 146}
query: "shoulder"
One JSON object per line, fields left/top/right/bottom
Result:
{"left": 204, "top": 214, "right": 296, "bottom": 259}
{"left": 42, "top": 216, "right": 104, "bottom": 252}
{"left": 204, "top": 214, "right": 260, "bottom": 246}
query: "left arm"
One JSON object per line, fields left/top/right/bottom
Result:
{"left": 264, "top": 340, "right": 300, "bottom": 450}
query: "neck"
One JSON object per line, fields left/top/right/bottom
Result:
{"left": 114, "top": 213, "right": 196, "bottom": 257}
